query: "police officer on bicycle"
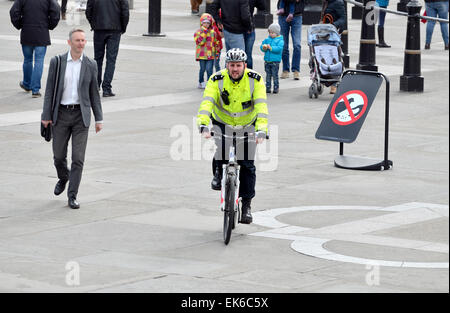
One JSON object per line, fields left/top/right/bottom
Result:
{"left": 196, "top": 48, "right": 269, "bottom": 224}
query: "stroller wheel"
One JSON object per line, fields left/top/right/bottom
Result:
{"left": 309, "top": 84, "right": 315, "bottom": 99}
{"left": 318, "top": 84, "right": 323, "bottom": 95}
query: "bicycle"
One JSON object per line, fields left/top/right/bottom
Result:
{"left": 211, "top": 129, "right": 257, "bottom": 245}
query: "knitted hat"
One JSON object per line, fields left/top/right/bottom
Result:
{"left": 268, "top": 23, "right": 281, "bottom": 35}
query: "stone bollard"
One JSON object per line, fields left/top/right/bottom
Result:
{"left": 356, "top": 0, "right": 378, "bottom": 71}
{"left": 254, "top": 0, "right": 273, "bottom": 28}
{"left": 143, "top": 0, "right": 165, "bottom": 37}
{"left": 400, "top": 0, "right": 423, "bottom": 92}
{"left": 341, "top": 3, "right": 350, "bottom": 68}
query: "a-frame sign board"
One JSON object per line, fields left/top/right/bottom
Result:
{"left": 315, "top": 70, "right": 393, "bottom": 171}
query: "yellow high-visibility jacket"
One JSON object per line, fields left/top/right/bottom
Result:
{"left": 196, "top": 68, "right": 268, "bottom": 133}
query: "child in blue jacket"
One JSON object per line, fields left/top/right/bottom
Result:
{"left": 260, "top": 23, "right": 284, "bottom": 94}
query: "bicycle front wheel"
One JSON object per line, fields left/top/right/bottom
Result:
{"left": 223, "top": 178, "right": 235, "bottom": 245}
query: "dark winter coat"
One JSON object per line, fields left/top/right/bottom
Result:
{"left": 276, "top": 0, "right": 305, "bottom": 16}
{"left": 9, "top": 0, "right": 60, "bottom": 46}
{"left": 249, "top": 0, "right": 266, "bottom": 30}
{"left": 86, "top": 0, "right": 130, "bottom": 33}
{"left": 210, "top": 0, "right": 252, "bottom": 34}
{"left": 322, "top": 0, "right": 347, "bottom": 33}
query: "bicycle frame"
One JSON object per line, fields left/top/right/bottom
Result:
{"left": 220, "top": 134, "right": 241, "bottom": 221}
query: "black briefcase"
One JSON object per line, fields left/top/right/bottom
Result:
{"left": 40, "top": 55, "right": 61, "bottom": 142}
{"left": 40, "top": 123, "right": 52, "bottom": 142}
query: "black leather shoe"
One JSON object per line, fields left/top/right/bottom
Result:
{"left": 425, "top": 43, "right": 430, "bottom": 50}
{"left": 211, "top": 168, "right": 222, "bottom": 191}
{"left": 240, "top": 199, "right": 253, "bottom": 224}
{"left": 68, "top": 197, "right": 80, "bottom": 209}
{"left": 103, "top": 90, "right": 116, "bottom": 97}
{"left": 273, "top": 88, "right": 279, "bottom": 94}
{"left": 54, "top": 179, "right": 68, "bottom": 196}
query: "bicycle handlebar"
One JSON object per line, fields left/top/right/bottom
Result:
{"left": 210, "top": 131, "right": 270, "bottom": 140}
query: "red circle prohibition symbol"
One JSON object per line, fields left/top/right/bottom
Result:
{"left": 330, "top": 90, "right": 368, "bottom": 126}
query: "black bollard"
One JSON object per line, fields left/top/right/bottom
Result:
{"left": 143, "top": 0, "right": 165, "bottom": 37}
{"left": 254, "top": 0, "right": 273, "bottom": 28}
{"left": 303, "top": 0, "right": 323, "bottom": 25}
{"left": 397, "top": 0, "right": 411, "bottom": 13}
{"left": 356, "top": 0, "right": 378, "bottom": 71}
{"left": 341, "top": 3, "right": 350, "bottom": 68}
{"left": 400, "top": 0, "right": 423, "bottom": 92}
{"left": 352, "top": 0, "right": 363, "bottom": 20}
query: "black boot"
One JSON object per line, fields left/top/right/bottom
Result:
{"left": 211, "top": 168, "right": 222, "bottom": 191}
{"left": 377, "top": 26, "right": 391, "bottom": 48}
{"left": 240, "top": 198, "right": 253, "bottom": 224}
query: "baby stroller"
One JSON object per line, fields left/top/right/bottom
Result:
{"left": 307, "top": 24, "right": 344, "bottom": 99}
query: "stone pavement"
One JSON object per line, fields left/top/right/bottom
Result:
{"left": 0, "top": 0, "right": 448, "bottom": 293}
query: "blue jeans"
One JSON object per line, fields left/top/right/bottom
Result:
{"left": 223, "top": 29, "right": 245, "bottom": 52}
{"left": 22, "top": 45, "right": 47, "bottom": 94}
{"left": 265, "top": 62, "right": 280, "bottom": 90}
{"left": 199, "top": 59, "right": 214, "bottom": 83}
{"left": 244, "top": 31, "right": 256, "bottom": 69}
{"left": 278, "top": 15, "right": 302, "bottom": 73}
{"left": 425, "top": 1, "right": 449, "bottom": 45}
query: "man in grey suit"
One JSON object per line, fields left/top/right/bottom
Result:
{"left": 41, "top": 28, "right": 103, "bottom": 209}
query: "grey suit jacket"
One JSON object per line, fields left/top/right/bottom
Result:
{"left": 42, "top": 52, "right": 103, "bottom": 128}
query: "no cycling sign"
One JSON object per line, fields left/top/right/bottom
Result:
{"left": 316, "top": 73, "right": 383, "bottom": 143}
{"left": 331, "top": 90, "right": 368, "bottom": 126}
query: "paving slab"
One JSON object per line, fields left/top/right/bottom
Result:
{"left": 0, "top": 0, "right": 448, "bottom": 293}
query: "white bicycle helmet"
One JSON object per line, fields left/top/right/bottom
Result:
{"left": 225, "top": 48, "right": 247, "bottom": 63}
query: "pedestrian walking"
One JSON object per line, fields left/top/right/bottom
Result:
{"left": 210, "top": 0, "right": 252, "bottom": 52}
{"left": 277, "top": 0, "right": 305, "bottom": 80}
{"left": 195, "top": 13, "right": 221, "bottom": 88}
{"left": 245, "top": 0, "right": 266, "bottom": 69}
{"left": 260, "top": 23, "right": 284, "bottom": 94}
{"left": 375, "top": 0, "right": 391, "bottom": 48}
{"left": 85, "top": 0, "right": 130, "bottom": 97}
{"left": 10, "top": 0, "right": 60, "bottom": 98}
{"left": 41, "top": 29, "right": 103, "bottom": 210}
{"left": 424, "top": 0, "right": 449, "bottom": 50}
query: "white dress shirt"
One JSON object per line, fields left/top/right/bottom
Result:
{"left": 60, "top": 52, "right": 83, "bottom": 105}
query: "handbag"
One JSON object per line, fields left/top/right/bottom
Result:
{"left": 41, "top": 55, "right": 61, "bottom": 142}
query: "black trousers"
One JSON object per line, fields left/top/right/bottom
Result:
{"left": 61, "top": 0, "right": 67, "bottom": 13}
{"left": 211, "top": 119, "right": 256, "bottom": 200}
{"left": 93, "top": 30, "right": 121, "bottom": 92}
{"left": 52, "top": 107, "right": 89, "bottom": 199}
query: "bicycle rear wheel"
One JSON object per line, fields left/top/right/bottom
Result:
{"left": 223, "top": 178, "right": 235, "bottom": 245}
